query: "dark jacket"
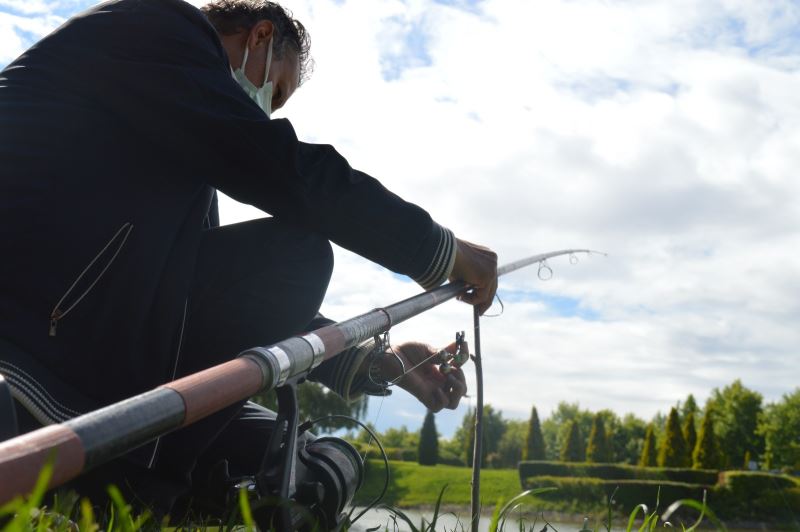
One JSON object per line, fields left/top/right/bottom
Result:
{"left": 0, "top": 0, "right": 452, "bottom": 420}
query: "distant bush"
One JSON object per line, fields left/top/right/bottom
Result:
{"left": 519, "top": 465, "right": 800, "bottom": 523}
{"left": 401, "top": 448, "right": 418, "bottom": 462}
{"left": 714, "top": 471, "right": 800, "bottom": 521}
{"left": 348, "top": 442, "right": 420, "bottom": 462}
{"left": 438, "top": 448, "right": 466, "bottom": 467}
{"left": 519, "top": 460, "right": 718, "bottom": 486}
{"left": 720, "top": 470, "right": 799, "bottom": 491}
{"left": 524, "top": 476, "right": 707, "bottom": 514}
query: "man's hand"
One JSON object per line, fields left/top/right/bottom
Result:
{"left": 381, "top": 341, "right": 468, "bottom": 413}
{"left": 450, "top": 238, "right": 498, "bottom": 315}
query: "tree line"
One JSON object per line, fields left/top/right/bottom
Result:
{"left": 354, "top": 379, "right": 799, "bottom": 472}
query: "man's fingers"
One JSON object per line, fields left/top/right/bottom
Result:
{"left": 427, "top": 387, "right": 448, "bottom": 413}
{"left": 459, "top": 282, "right": 498, "bottom": 315}
{"left": 445, "top": 373, "right": 467, "bottom": 409}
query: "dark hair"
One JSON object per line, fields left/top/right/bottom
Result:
{"left": 201, "top": 0, "right": 313, "bottom": 84}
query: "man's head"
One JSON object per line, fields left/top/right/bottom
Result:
{"left": 202, "top": 0, "right": 311, "bottom": 113}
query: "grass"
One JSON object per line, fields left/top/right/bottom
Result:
{"left": 0, "top": 459, "right": 154, "bottom": 531}
{"left": 0, "top": 459, "right": 731, "bottom": 531}
{"left": 361, "top": 483, "right": 724, "bottom": 532}
{"left": 355, "top": 460, "right": 524, "bottom": 507}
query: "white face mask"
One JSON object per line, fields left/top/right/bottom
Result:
{"left": 231, "top": 38, "right": 274, "bottom": 118}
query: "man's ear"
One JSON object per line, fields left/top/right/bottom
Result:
{"left": 249, "top": 20, "right": 274, "bottom": 47}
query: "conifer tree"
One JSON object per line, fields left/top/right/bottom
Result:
{"left": 523, "top": 406, "right": 546, "bottom": 460}
{"left": 658, "top": 407, "right": 689, "bottom": 467}
{"left": 681, "top": 394, "right": 699, "bottom": 421}
{"left": 586, "top": 413, "right": 611, "bottom": 463}
{"left": 639, "top": 424, "right": 658, "bottom": 467}
{"left": 418, "top": 410, "right": 439, "bottom": 465}
{"left": 683, "top": 412, "right": 697, "bottom": 458}
{"left": 461, "top": 405, "right": 505, "bottom": 467}
{"left": 693, "top": 410, "right": 720, "bottom": 469}
{"left": 560, "top": 420, "right": 584, "bottom": 462}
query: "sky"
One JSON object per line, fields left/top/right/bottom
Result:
{"left": 2, "top": 0, "right": 799, "bottom": 438}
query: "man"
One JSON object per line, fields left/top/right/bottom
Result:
{"left": 0, "top": 0, "right": 497, "bottom": 516}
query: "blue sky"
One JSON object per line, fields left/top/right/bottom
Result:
{"left": 3, "top": 0, "right": 800, "bottom": 439}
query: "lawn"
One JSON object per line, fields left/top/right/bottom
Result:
{"left": 354, "top": 460, "right": 531, "bottom": 508}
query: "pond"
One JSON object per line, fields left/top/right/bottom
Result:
{"left": 348, "top": 507, "right": 579, "bottom": 532}
{"left": 347, "top": 507, "right": 770, "bottom": 531}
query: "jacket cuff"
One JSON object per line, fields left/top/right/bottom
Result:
{"left": 412, "top": 224, "right": 457, "bottom": 290}
{"left": 307, "top": 339, "right": 377, "bottom": 402}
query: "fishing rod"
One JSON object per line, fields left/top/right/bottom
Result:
{"left": 0, "top": 248, "right": 599, "bottom": 528}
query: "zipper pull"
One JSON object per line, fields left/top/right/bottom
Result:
{"left": 49, "top": 309, "right": 62, "bottom": 337}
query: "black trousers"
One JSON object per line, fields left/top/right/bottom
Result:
{"left": 15, "top": 218, "right": 333, "bottom": 518}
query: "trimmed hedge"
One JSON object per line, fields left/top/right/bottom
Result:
{"left": 720, "top": 470, "right": 799, "bottom": 491}
{"left": 520, "top": 467, "right": 800, "bottom": 523}
{"left": 714, "top": 472, "right": 800, "bottom": 522}
{"left": 356, "top": 460, "right": 800, "bottom": 524}
{"left": 519, "top": 460, "right": 718, "bottom": 486}
{"left": 524, "top": 476, "right": 709, "bottom": 515}
{"left": 348, "top": 443, "right": 418, "bottom": 462}
{"left": 350, "top": 442, "right": 463, "bottom": 464}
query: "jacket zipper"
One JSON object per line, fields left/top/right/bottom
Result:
{"left": 148, "top": 297, "right": 189, "bottom": 469}
{"left": 49, "top": 222, "right": 134, "bottom": 337}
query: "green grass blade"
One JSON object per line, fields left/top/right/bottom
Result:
{"left": 2, "top": 456, "right": 55, "bottom": 532}
{"left": 107, "top": 485, "right": 136, "bottom": 532}
{"left": 427, "top": 484, "right": 449, "bottom": 532}
{"left": 491, "top": 487, "right": 557, "bottom": 532}
{"left": 376, "top": 504, "right": 420, "bottom": 532}
{"left": 0, "top": 496, "right": 24, "bottom": 519}
{"left": 662, "top": 497, "right": 727, "bottom": 532}
{"left": 238, "top": 487, "right": 256, "bottom": 532}
{"left": 79, "top": 498, "right": 98, "bottom": 532}
{"left": 499, "top": 502, "right": 524, "bottom": 532}
{"left": 488, "top": 498, "right": 503, "bottom": 532}
{"left": 626, "top": 504, "right": 648, "bottom": 532}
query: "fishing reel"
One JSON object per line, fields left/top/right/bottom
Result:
{"left": 208, "top": 380, "right": 364, "bottom": 531}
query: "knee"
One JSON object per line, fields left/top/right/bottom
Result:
{"left": 304, "top": 232, "right": 333, "bottom": 294}
{"left": 311, "top": 234, "right": 333, "bottom": 281}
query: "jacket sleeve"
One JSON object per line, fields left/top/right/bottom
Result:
{"left": 305, "top": 314, "right": 392, "bottom": 401}
{"left": 51, "top": 0, "right": 455, "bottom": 287}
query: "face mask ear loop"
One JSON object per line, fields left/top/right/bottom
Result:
{"left": 240, "top": 45, "right": 250, "bottom": 72}
{"left": 264, "top": 37, "right": 273, "bottom": 87}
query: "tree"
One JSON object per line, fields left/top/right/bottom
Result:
{"left": 418, "top": 410, "right": 439, "bottom": 465}
{"left": 757, "top": 388, "right": 800, "bottom": 470}
{"left": 613, "top": 413, "right": 647, "bottom": 465}
{"left": 658, "top": 407, "right": 689, "bottom": 467}
{"left": 586, "top": 413, "right": 612, "bottom": 463}
{"left": 255, "top": 381, "right": 368, "bottom": 431}
{"left": 610, "top": 413, "right": 645, "bottom": 465}
{"left": 650, "top": 411, "right": 667, "bottom": 439}
{"left": 541, "top": 402, "right": 592, "bottom": 461}
{"left": 354, "top": 422, "right": 378, "bottom": 444}
{"left": 461, "top": 405, "right": 506, "bottom": 467}
{"left": 676, "top": 394, "right": 700, "bottom": 422}
{"left": 463, "top": 408, "right": 477, "bottom": 466}
{"left": 639, "top": 424, "right": 658, "bottom": 467}
{"left": 683, "top": 412, "right": 697, "bottom": 458}
{"left": 382, "top": 426, "right": 417, "bottom": 448}
{"left": 705, "top": 379, "right": 764, "bottom": 467}
{"left": 523, "top": 407, "right": 546, "bottom": 460}
{"left": 693, "top": 409, "right": 720, "bottom": 469}
{"left": 560, "top": 421, "right": 584, "bottom": 462}
{"left": 595, "top": 409, "right": 621, "bottom": 463}
{"left": 497, "top": 420, "right": 527, "bottom": 468}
